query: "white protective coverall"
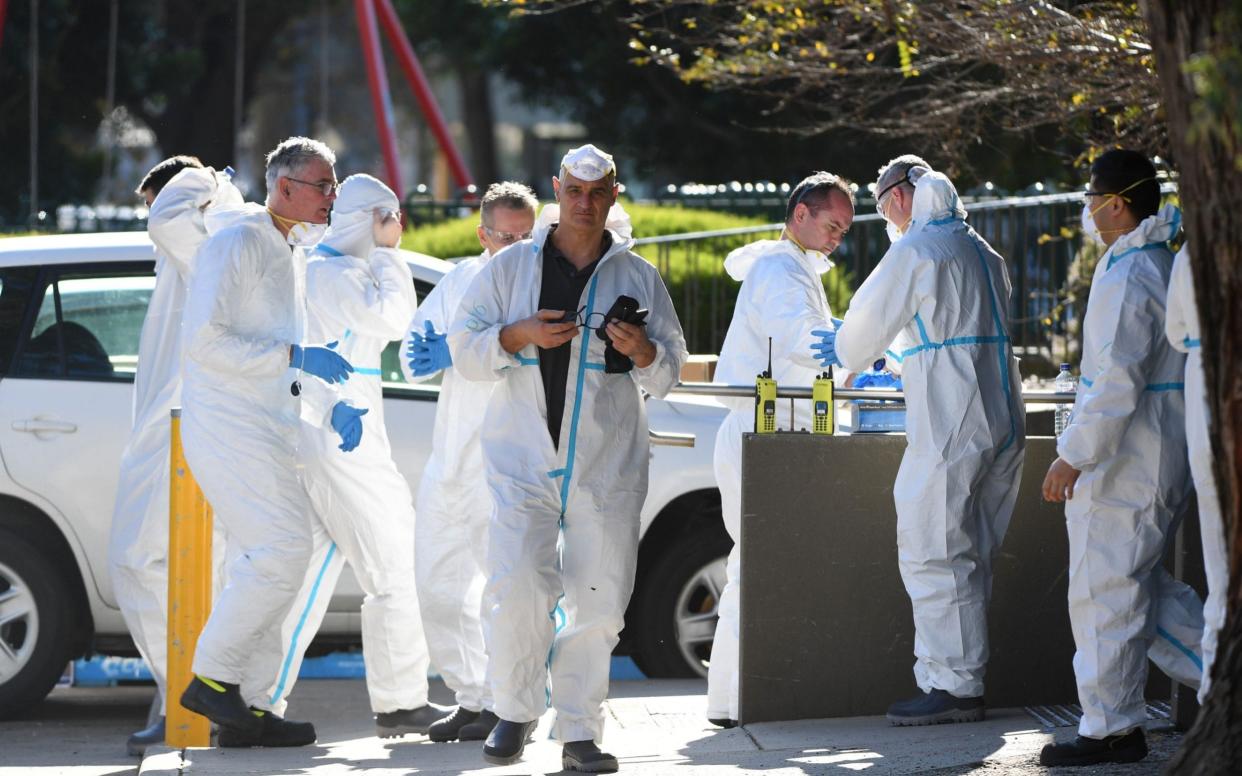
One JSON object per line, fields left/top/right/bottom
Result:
{"left": 401, "top": 250, "right": 496, "bottom": 715}
{"left": 708, "top": 238, "right": 838, "bottom": 721}
{"left": 1058, "top": 204, "right": 1204, "bottom": 739}
{"left": 1165, "top": 247, "right": 1225, "bottom": 703}
{"left": 835, "top": 172, "right": 1026, "bottom": 699}
{"left": 109, "top": 167, "right": 241, "bottom": 713}
{"left": 447, "top": 204, "right": 687, "bottom": 743}
{"left": 256, "top": 177, "right": 430, "bottom": 715}
{"left": 180, "top": 204, "right": 317, "bottom": 706}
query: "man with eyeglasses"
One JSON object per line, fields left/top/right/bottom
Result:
{"left": 178, "top": 136, "right": 352, "bottom": 746}
{"left": 812, "top": 155, "right": 1026, "bottom": 727}
{"left": 707, "top": 171, "right": 855, "bottom": 729}
{"left": 448, "top": 145, "right": 687, "bottom": 772}
{"left": 401, "top": 181, "right": 538, "bottom": 744}
{"left": 1039, "top": 150, "right": 1202, "bottom": 767}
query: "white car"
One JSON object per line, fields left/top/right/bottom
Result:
{"left": 0, "top": 231, "right": 731, "bottom": 718}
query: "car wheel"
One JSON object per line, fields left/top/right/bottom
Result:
{"left": 630, "top": 522, "right": 731, "bottom": 679}
{"left": 0, "top": 529, "right": 76, "bottom": 719}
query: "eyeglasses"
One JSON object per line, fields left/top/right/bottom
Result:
{"left": 560, "top": 306, "right": 610, "bottom": 331}
{"left": 483, "top": 226, "right": 533, "bottom": 245}
{"left": 1082, "top": 189, "right": 1130, "bottom": 204}
{"left": 286, "top": 177, "right": 340, "bottom": 197}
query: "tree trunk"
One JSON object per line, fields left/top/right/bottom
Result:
{"left": 456, "top": 65, "right": 497, "bottom": 190}
{"left": 1144, "top": 1, "right": 1242, "bottom": 771}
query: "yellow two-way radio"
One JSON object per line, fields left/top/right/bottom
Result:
{"left": 812, "top": 368, "right": 835, "bottom": 435}
{"left": 755, "top": 338, "right": 777, "bottom": 433}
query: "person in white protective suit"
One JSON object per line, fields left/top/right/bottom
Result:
{"left": 401, "top": 181, "right": 539, "bottom": 744}
{"left": 447, "top": 144, "right": 687, "bottom": 773}
{"left": 246, "top": 173, "right": 447, "bottom": 740}
{"left": 109, "top": 158, "right": 243, "bottom": 756}
{"left": 1039, "top": 150, "right": 1203, "bottom": 768}
{"left": 1166, "top": 246, "right": 1226, "bottom": 704}
{"left": 706, "top": 171, "right": 855, "bottom": 728}
{"left": 178, "top": 137, "right": 354, "bottom": 747}
{"left": 812, "top": 156, "right": 1026, "bottom": 726}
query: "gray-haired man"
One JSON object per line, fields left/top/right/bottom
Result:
{"left": 402, "top": 182, "right": 539, "bottom": 744}
{"left": 178, "top": 137, "right": 352, "bottom": 746}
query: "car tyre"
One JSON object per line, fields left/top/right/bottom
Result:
{"left": 0, "top": 528, "right": 77, "bottom": 719}
{"left": 629, "top": 521, "right": 731, "bottom": 679}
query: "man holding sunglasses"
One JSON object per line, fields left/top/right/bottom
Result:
{"left": 707, "top": 171, "right": 854, "bottom": 729}
{"left": 448, "top": 145, "right": 687, "bottom": 772}
{"left": 1039, "top": 150, "right": 1202, "bottom": 767}
{"left": 401, "top": 182, "right": 539, "bottom": 744}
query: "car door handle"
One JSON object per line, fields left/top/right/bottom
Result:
{"left": 13, "top": 418, "right": 79, "bottom": 437}
{"left": 650, "top": 429, "right": 695, "bottom": 448}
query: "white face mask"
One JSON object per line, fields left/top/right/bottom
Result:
{"left": 1080, "top": 203, "right": 1103, "bottom": 246}
{"left": 886, "top": 219, "right": 904, "bottom": 244}
{"left": 286, "top": 220, "right": 328, "bottom": 247}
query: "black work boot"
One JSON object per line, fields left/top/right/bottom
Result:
{"left": 218, "top": 708, "right": 316, "bottom": 748}
{"left": 458, "top": 709, "right": 500, "bottom": 741}
{"left": 562, "top": 739, "right": 619, "bottom": 773}
{"left": 482, "top": 719, "right": 537, "bottom": 765}
{"left": 708, "top": 717, "right": 737, "bottom": 729}
{"left": 427, "top": 706, "right": 479, "bottom": 743}
{"left": 886, "top": 689, "right": 985, "bottom": 726}
{"left": 126, "top": 716, "right": 165, "bottom": 756}
{"left": 375, "top": 703, "right": 451, "bottom": 738}
{"left": 180, "top": 676, "right": 262, "bottom": 736}
{"left": 1039, "top": 728, "right": 1148, "bottom": 767}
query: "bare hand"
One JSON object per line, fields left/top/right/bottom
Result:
{"left": 606, "top": 320, "right": 657, "bottom": 368}
{"left": 373, "top": 209, "right": 403, "bottom": 249}
{"left": 501, "top": 309, "right": 579, "bottom": 353}
{"left": 1042, "top": 457, "right": 1082, "bottom": 502}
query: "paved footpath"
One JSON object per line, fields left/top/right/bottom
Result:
{"left": 139, "top": 678, "right": 1184, "bottom": 775}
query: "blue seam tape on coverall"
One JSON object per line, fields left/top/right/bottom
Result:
{"left": 1157, "top": 625, "right": 1203, "bottom": 671}
{"left": 270, "top": 542, "right": 338, "bottom": 704}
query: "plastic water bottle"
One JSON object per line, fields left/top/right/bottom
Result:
{"left": 1054, "top": 363, "right": 1077, "bottom": 436}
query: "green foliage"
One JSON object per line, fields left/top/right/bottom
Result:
{"left": 402, "top": 201, "right": 773, "bottom": 258}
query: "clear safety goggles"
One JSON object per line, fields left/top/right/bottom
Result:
{"left": 483, "top": 226, "right": 533, "bottom": 246}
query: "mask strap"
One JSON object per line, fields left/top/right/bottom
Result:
{"left": 783, "top": 228, "right": 810, "bottom": 254}
{"left": 267, "top": 207, "right": 306, "bottom": 231}
{"left": 1087, "top": 175, "right": 1158, "bottom": 228}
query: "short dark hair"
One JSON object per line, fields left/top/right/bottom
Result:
{"left": 1090, "top": 150, "right": 1160, "bottom": 221}
{"left": 785, "top": 172, "right": 855, "bottom": 222}
{"left": 136, "top": 155, "right": 204, "bottom": 198}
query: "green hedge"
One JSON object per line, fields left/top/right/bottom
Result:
{"left": 401, "top": 202, "right": 856, "bottom": 353}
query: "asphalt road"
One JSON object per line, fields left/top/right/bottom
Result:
{"left": 0, "top": 684, "right": 152, "bottom": 776}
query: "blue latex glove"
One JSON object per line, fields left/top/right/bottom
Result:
{"left": 809, "top": 329, "right": 841, "bottom": 368}
{"left": 854, "top": 370, "right": 902, "bottom": 390}
{"left": 406, "top": 320, "right": 452, "bottom": 377}
{"left": 330, "top": 401, "right": 369, "bottom": 452}
{"left": 291, "top": 341, "right": 353, "bottom": 384}
{"left": 831, "top": 317, "right": 845, "bottom": 329}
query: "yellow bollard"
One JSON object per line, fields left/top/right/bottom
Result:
{"left": 166, "top": 408, "right": 213, "bottom": 747}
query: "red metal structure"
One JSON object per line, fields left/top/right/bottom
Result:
{"left": 353, "top": 0, "right": 475, "bottom": 198}
{"left": 354, "top": 0, "right": 403, "bottom": 197}
{"left": 374, "top": 0, "right": 474, "bottom": 194}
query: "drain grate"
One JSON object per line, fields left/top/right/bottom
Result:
{"left": 1024, "top": 701, "right": 1172, "bottom": 729}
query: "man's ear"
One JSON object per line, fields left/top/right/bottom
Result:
{"left": 551, "top": 176, "right": 561, "bottom": 201}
